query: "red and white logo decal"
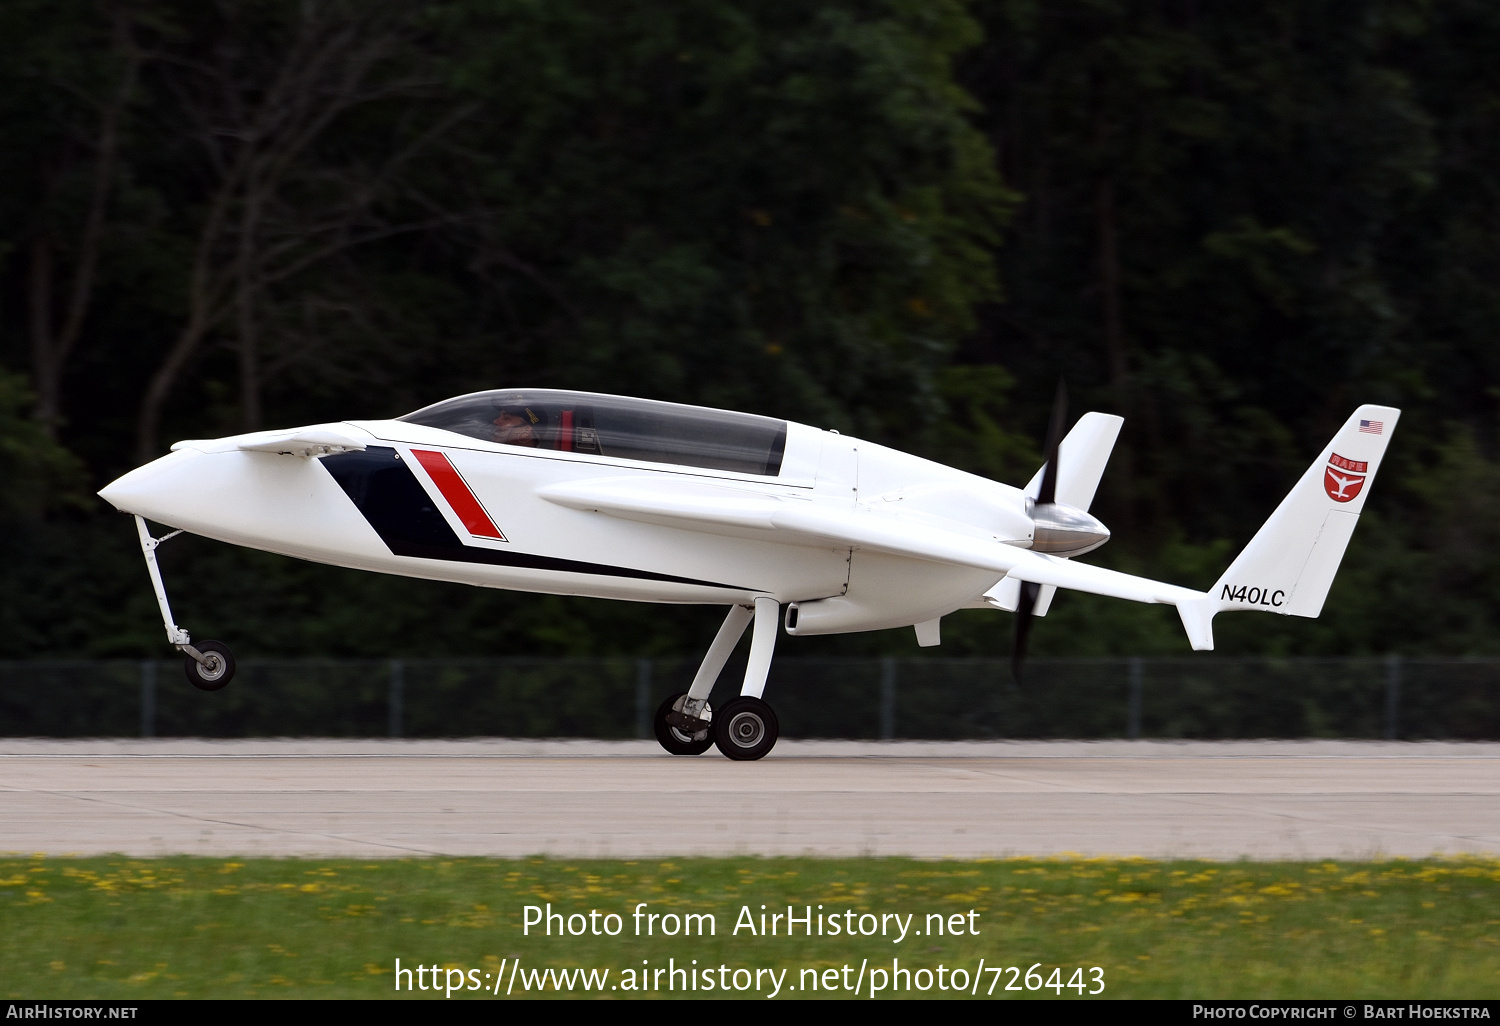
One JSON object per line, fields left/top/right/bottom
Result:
{"left": 409, "top": 449, "right": 506, "bottom": 540}
{"left": 1324, "top": 452, "right": 1367, "bottom": 503}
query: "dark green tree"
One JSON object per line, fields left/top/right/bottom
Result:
{"left": 0, "top": 0, "right": 1012, "bottom": 658}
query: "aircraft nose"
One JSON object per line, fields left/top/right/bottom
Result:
{"left": 97, "top": 447, "right": 207, "bottom": 523}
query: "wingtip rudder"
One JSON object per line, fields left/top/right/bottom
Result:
{"left": 1177, "top": 598, "right": 1217, "bottom": 651}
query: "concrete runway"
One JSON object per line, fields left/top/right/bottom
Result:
{"left": 1, "top": 739, "right": 1497, "bottom": 860}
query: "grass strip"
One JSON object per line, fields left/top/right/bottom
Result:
{"left": 2, "top": 855, "right": 1498, "bottom": 998}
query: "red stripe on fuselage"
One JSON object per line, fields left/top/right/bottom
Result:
{"left": 409, "top": 449, "right": 505, "bottom": 540}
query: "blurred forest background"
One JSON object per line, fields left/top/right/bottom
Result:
{"left": 1, "top": 0, "right": 1498, "bottom": 661}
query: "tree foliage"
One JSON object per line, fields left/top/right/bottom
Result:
{"left": 0, "top": 0, "right": 1498, "bottom": 658}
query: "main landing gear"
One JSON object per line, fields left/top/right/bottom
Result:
{"left": 654, "top": 693, "right": 714, "bottom": 755}
{"left": 655, "top": 596, "right": 781, "bottom": 761}
{"left": 714, "top": 696, "right": 779, "bottom": 762}
{"left": 134, "top": 516, "right": 236, "bottom": 691}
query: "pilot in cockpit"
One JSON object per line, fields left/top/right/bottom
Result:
{"left": 492, "top": 405, "right": 541, "bottom": 447}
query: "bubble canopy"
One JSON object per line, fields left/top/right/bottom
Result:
{"left": 399, "top": 389, "right": 788, "bottom": 477}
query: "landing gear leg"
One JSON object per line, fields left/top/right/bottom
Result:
{"left": 714, "top": 596, "right": 780, "bottom": 761}
{"left": 655, "top": 604, "right": 753, "bottom": 755}
{"left": 133, "top": 515, "right": 235, "bottom": 691}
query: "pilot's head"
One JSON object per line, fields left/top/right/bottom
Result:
{"left": 492, "top": 405, "right": 540, "bottom": 447}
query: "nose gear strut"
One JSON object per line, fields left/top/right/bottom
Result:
{"left": 133, "top": 515, "right": 236, "bottom": 691}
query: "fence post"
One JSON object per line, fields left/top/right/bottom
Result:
{"left": 1127, "top": 657, "right": 1143, "bottom": 740}
{"left": 388, "top": 659, "right": 404, "bottom": 739}
{"left": 1384, "top": 654, "right": 1401, "bottom": 740}
{"left": 880, "top": 657, "right": 897, "bottom": 740}
{"left": 635, "top": 659, "right": 652, "bottom": 739}
{"left": 140, "top": 660, "right": 156, "bottom": 738}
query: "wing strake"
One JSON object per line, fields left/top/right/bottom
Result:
{"left": 321, "top": 447, "right": 746, "bottom": 590}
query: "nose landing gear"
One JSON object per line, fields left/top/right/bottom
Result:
{"left": 134, "top": 515, "right": 236, "bottom": 691}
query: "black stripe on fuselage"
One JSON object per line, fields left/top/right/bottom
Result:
{"left": 321, "top": 446, "right": 744, "bottom": 590}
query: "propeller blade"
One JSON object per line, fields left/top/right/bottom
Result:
{"left": 1011, "top": 580, "right": 1041, "bottom": 683}
{"left": 1035, "top": 378, "right": 1068, "bottom": 506}
{"left": 1017, "top": 378, "right": 1067, "bottom": 682}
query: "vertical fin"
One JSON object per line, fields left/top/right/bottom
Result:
{"left": 1211, "top": 405, "right": 1398, "bottom": 619}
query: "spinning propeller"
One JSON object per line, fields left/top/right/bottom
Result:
{"left": 1012, "top": 379, "right": 1067, "bottom": 682}
{"left": 1010, "top": 379, "right": 1113, "bottom": 682}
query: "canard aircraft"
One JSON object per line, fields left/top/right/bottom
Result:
{"left": 99, "top": 388, "right": 1399, "bottom": 760}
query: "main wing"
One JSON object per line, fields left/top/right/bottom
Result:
{"left": 537, "top": 476, "right": 1204, "bottom": 609}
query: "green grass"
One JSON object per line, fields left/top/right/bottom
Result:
{"left": 2, "top": 855, "right": 1498, "bottom": 998}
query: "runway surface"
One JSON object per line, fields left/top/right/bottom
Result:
{"left": 2, "top": 739, "right": 1497, "bottom": 860}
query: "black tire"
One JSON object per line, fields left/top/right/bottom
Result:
{"left": 713, "top": 696, "right": 779, "bottom": 761}
{"left": 654, "top": 692, "right": 714, "bottom": 755}
{"left": 183, "top": 640, "right": 235, "bottom": 692}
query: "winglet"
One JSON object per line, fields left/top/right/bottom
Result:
{"left": 1211, "top": 404, "right": 1398, "bottom": 619}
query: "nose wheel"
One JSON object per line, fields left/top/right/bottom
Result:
{"left": 714, "top": 697, "right": 779, "bottom": 761}
{"left": 183, "top": 640, "right": 236, "bottom": 691}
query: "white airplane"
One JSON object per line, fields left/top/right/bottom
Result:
{"left": 98, "top": 388, "right": 1399, "bottom": 760}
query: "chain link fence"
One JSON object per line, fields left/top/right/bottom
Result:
{"left": 2, "top": 656, "right": 1498, "bottom": 740}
